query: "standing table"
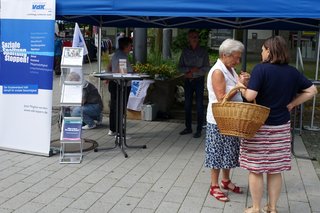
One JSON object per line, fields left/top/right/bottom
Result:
{"left": 93, "top": 73, "right": 149, "bottom": 158}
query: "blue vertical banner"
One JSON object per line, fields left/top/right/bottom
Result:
{"left": 0, "top": 0, "right": 55, "bottom": 156}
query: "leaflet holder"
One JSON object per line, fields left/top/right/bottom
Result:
{"left": 58, "top": 47, "right": 84, "bottom": 163}
{"left": 60, "top": 117, "right": 83, "bottom": 163}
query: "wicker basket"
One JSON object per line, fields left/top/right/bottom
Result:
{"left": 212, "top": 86, "right": 270, "bottom": 139}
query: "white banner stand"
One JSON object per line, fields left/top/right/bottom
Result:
{"left": 0, "top": 0, "right": 55, "bottom": 156}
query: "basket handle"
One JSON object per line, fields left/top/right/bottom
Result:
{"left": 221, "top": 85, "right": 256, "bottom": 104}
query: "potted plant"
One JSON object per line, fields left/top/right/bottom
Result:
{"left": 133, "top": 63, "right": 178, "bottom": 80}
{"left": 132, "top": 53, "right": 182, "bottom": 113}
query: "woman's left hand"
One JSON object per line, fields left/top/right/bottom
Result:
{"left": 287, "top": 103, "right": 295, "bottom": 112}
{"left": 239, "top": 71, "right": 250, "bottom": 86}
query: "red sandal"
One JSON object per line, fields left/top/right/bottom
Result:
{"left": 221, "top": 179, "right": 243, "bottom": 194}
{"left": 209, "top": 185, "right": 229, "bottom": 202}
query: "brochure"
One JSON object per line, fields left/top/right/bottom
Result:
{"left": 61, "top": 47, "right": 84, "bottom": 67}
{"left": 60, "top": 84, "right": 82, "bottom": 105}
{"left": 61, "top": 117, "right": 82, "bottom": 141}
{"left": 119, "top": 59, "right": 127, "bottom": 74}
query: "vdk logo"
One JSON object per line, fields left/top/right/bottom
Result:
{"left": 32, "top": 4, "right": 45, "bottom": 10}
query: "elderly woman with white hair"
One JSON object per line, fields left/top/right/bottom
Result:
{"left": 205, "top": 38, "right": 249, "bottom": 202}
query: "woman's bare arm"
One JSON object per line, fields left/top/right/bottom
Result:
{"left": 287, "top": 85, "right": 318, "bottom": 111}
{"left": 212, "top": 70, "right": 226, "bottom": 102}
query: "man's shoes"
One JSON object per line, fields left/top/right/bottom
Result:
{"left": 82, "top": 124, "right": 97, "bottom": 130}
{"left": 193, "top": 131, "right": 201, "bottom": 138}
{"left": 179, "top": 129, "right": 192, "bottom": 135}
{"left": 108, "top": 130, "right": 116, "bottom": 136}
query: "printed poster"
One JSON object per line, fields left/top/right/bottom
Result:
{"left": 127, "top": 80, "right": 154, "bottom": 111}
{"left": 0, "top": 0, "right": 55, "bottom": 155}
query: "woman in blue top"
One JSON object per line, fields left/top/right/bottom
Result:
{"left": 238, "top": 36, "right": 317, "bottom": 213}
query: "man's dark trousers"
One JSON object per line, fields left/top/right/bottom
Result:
{"left": 183, "top": 76, "right": 204, "bottom": 133}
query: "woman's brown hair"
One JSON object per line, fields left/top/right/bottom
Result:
{"left": 263, "top": 36, "right": 289, "bottom": 64}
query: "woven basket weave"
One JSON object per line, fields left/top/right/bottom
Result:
{"left": 212, "top": 86, "right": 270, "bottom": 139}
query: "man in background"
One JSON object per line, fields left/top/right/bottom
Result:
{"left": 67, "top": 72, "right": 104, "bottom": 130}
{"left": 108, "top": 37, "right": 133, "bottom": 136}
{"left": 178, "top": 29, "right": 210, "bottom": 138}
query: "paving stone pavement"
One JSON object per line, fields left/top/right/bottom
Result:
{"left": 0, "top": 118, "right": 319, "bottom": 213}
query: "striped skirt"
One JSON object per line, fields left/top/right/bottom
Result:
{"left": 239, "top": 122, "right": 291, "bottom": 174}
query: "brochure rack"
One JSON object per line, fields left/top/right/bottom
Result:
{"left": 59, "top": 47, "right": 84, "bottom": 164}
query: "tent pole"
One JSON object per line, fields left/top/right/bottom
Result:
{"left": 97, "top": 23, "right": 102, "bottom": 93}
{"left": 295, "top": 47, "right": 304, "bottom": 135}
{"left": 304, "top": 29, "right": 320, "bottom": 131}
{"left": 314, "top": 29, "right": 320, "bottom": 81}
{"left": 98, "top": 24, "right": 102, "bottom": 73}
{"left": 241, "top": 29, "right": 248, "bottom": 72}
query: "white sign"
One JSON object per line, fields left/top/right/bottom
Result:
{"left": 127, "top": 80, "right": 154, "bottom": 111}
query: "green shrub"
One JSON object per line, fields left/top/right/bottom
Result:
{"left": 133, "top": 52, "right": 179, "bottom": 80}
{"left": 133, "top": 63, "right": 178, "bottom": 80}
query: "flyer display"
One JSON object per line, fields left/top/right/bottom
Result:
{"left": 59, "top": 44, "right": 84, "bottom": 163}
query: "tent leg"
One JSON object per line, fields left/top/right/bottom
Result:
{"left": 304, "top": 29, "right": 320, "bottom": 131}
{"left": 241, "top": 29, "right": 248, "bottom": 71}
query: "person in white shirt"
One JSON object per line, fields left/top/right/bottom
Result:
{"left": 205, "top": 39, "right": 248, "bottom": 203}
{"left": 108, "top": 37, "right": 133, "bottom": 136}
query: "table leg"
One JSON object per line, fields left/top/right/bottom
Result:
{"left": 94, "top": 78, "right": 147, "bottom": 157}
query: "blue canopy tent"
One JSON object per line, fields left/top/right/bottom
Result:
{"left": 56, "top": 0, "right": 320, "bottom": 131}
{"left": 56, "top": 0, "right": 320, "bottom": 72}
{"left": 56, "top": 0, "right": 320, "bottom": 68}
{"left": 56, "top": 0, "right": 320, "bottom": 30}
